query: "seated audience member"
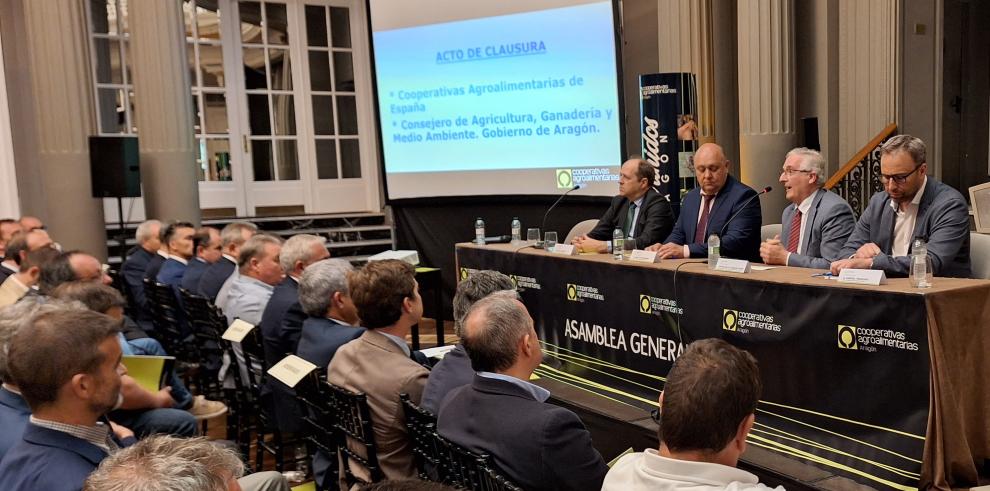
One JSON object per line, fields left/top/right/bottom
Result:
{"left": 0, "top": 297, "right": 76, "bottom": 459}
{"left": 199, "top": 221, "right": 258, "bottom": 300}
{"left": 0, "top": 219, "right": 22, "bottom": 273}
{"left": 84, "top": 435, "right": 289, "bottom": 491}
{"left": 180, "top": 226, "right": 222, "bottom": 293}
{"left": 0, "top": 309, "right": 136, "bottom": 491}
{"left": 359, "top": 481, "right": 457, "bottom": 491}
{"left": 120, "top": 220, "right": 162, "bottom": 331}
{"left": 760, "top": 148, "right": 855, "bottom": 268}
{"left": 602, "top": 338, "right": 781, "bottom": 491}
{"left": 261, "top": 234, "right": 329, "bottom": 433}
{"left": 216, "top": 234, "right": 283, "bottom": 386}
{"left": 51, "top": 281, "right": 226, "bottom": 423}
{"left": 831, "top": 135, "right": 970, "bottom": 278}
{"left": 572, "top": 158, "right": 675, "bottom": 253}
{"left": 421, "top": 270, "right": 515, "bottom": 413}
{"left": 294, "top": 258, "right": 362, "bottom": 488}
{"left": 39, "top": 250, "right": 113, "bottom": 294}
{"left": 156, "top": 221, "right": 196, "bottom": 289}
{"left": 647, "top": 143, "right": 762, "bottom": 262}
{"left": 0, "top": 247, "right": 59, "bottom": 307}
{"left": 2, "top": 228, "right": 55, "bottom": 275}
{"left": 18, "top": 215, "right": 44, "bottom": 232}
{"left": 143, "top": 226, "right": 170, "bottom": 283}
{"left": 328, "top": 259, "right": 430, "bottom": 480}
{"left": 437, "top": 293, "right": 608, "bottom": 491}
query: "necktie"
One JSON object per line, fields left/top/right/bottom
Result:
{"left": 786, "top": 210, "right": 802, "bottom": 253}
{"left": 624, "top": 203, "right": 637, "bottom": 237}
{"left": 693, "top": 195, "right": 714, "bottom": 244}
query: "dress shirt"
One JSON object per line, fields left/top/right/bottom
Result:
{"left": 684, "top": 192, "right": 719, "bottom": 257}
{"left": 628, "top": 195, "right": 645, "bottom": 237}
{"left": 889, "top": 177, "right": 927, "bottom": 257}
{"left": 785, "top": 192, "right": 815, "bottom": 265}
{"left": 477, "top": 372, "right": 550, "bottom": 402}
{"left": 380, "top": 331, "right": 411, "bottom": 357}
{"left": 166, "top": 255, "right": 188, "bottom": 265}
{"left": 28, "top": 416, "right": 118, "bottom": 454}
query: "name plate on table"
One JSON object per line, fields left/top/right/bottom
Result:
{"left": 551, "top": 244, "right": 578, "bottom": 255}
{"left": 838, "top": 268, "right": 887, "bottom": 286}
{"left": 267, "top": 355, "right": 317, "bottom": 388}
{"left": 629, "top": 249, "right": 660, "bottom": 263}
{"left": 715, "top": 258, "right": 751, "bottom": 273}
{"left": 222, "top": 319, "right": 256, "bottom": 342}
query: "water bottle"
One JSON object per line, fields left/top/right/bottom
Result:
{"left": 707, "top": 234, "right": 720, "bottom": 269}
{"left": 613, "top": 228, "right": 624, "bottom": 260}
{"left": 474, "top": 217, "right": 485, "bottom": 245}
{"left": 510, "top": 217, "right": 522, "bottom": 244}
{"left": 910, "top": 237, "right": 932, "bottom": 288}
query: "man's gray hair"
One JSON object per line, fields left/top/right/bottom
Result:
{"left": 460, "top": 291, "right": 533, "bottom": 372}
{"left": 0, "top": 297, "right": 85, "bottom": 383}
{"left": 299, "top": 258, "right": 354, "bottom": 317}
{"left": 452, "top": 270, "right": 516, "bottom": 336}
{"left": 220, "top": 222, "right": 258, "bottom": 248}
{"left": 237, "top": 234, "right": 282, "bottom": 270}
{"left": 134, "top": 220, "right": 162, "bottom": 244}
{"left": 785, "top": 147, "right": 826, "bottom": 186}
{"left": 880, "top": 134, "right": 926, "bottom": 166}
{"left": 279, "top": 234, "right": 327, "bottom": 273}
{"left": 83, "top": 435, "right": 245, "bottom": 491}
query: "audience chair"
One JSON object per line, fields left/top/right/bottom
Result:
{"left": 327, "top": 383, "right": 383, "bottom": 487}
{"left": 295, "top": 369, "right": 340, "bottom": 491}
{"left": 970, "top": 232, "right": 990, "bottom": 279}
{"left": 237, "top": 325, "right": 308, "bottom": 474}
{"left": 399, "top": 394, "right": 444, "bottom": 482}
{"left": 179, "top": 288, "right": 231, "bottom": 435}
{"left": 143, "top": 279, "right": 199, "bottom": 367}
{"left": 436, "top": 434, "right": 521, "bottom": 491}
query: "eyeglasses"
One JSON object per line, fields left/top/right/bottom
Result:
{"left": 780, "top": 168, "right": 812, "bottom": 177}
{"left": 880, "top": 164, "right": 923, "bottom": 184}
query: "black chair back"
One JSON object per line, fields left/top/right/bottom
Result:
{"left": 327, "top": 382, "right": 382, "bottom": 486}
{"left": 399, "top": 393, "right": 444, "bottom": 481}
{"left": 143, "top": 279, "right": 195, "bottom": 361}
{"left": 295, "top": 369, "right": 340, "bottom": 491}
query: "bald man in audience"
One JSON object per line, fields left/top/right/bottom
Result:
{"left": 120, "top": 220, "right": 162, "bottom": 331}
{"left": 437, "top": 292, "right": 607, "bottom": 491}
{"left": 0, "top": 228, "right": 54, "bottom": 283}
{"left": 0, "top": 219, "right": 21, "bottom": 267}
{"left": 198, "top": 222, "right": 258, "bottom": 301}
{"left": 18, "top": 216, "right": 44, "bottom": 232}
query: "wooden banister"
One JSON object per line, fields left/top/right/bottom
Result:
{"left": 824, "top": 123, "right": 897, "bottom": 189}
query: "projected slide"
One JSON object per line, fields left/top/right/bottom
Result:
{"left": 370, "top": 1, "right": 623, "bottom": 199}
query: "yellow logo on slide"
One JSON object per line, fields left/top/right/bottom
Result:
{"left": 837, "top": 325, "right": 858, "bottom": 349}
{"left": 556, "top": 169, "right": 573, "bottom": 189}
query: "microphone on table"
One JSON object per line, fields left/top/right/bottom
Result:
{"left": 538, "top": 183, "right": 585, "bottom": 247}
{"left": 718, "top": 186, "right": 773, "bottom": 238}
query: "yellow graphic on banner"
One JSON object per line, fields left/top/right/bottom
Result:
{"left": 639, "top": 295, "right": 652, "bottom": 314}
{"left": 838, "top": 325, "right": 858, "bottom": 349}
{"left": 566, "top": 284, "right": 578, "bottom": 301}
{"left": 723, "top": 309, "right": 738, "bottom": 331}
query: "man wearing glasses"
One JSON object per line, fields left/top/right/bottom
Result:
{"left": 760, "top": 148, "right": 855, "bottom": 268}
{"left": 830, "top": 135, "right": 970, "bottom": 277}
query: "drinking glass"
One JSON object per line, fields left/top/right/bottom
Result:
{"left": 526, "top": 228, "right": 540, "bottom": 243}
{"left": 544, "top": 231, "right": 558, "bottom": 250}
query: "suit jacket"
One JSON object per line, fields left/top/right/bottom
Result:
{"left": 0, "top": 262, "right": 16, "bottom": 283}
{"left": 121, "top": 247, "right": 155, "bottom": 329}
{"left": 0, "top": 387, "right": 30, "bottom": 460}
{"left": 198, "top": 256, "right": 236, "bottom": 300}
{"left": 437, "top": 375, "right": 608, "bottom": 491}
{"left": 838, "top": 177, "right": 970, "bottom": 277}
{"left": 261, "top": 277, "right": 308, "bottom": 432}
{"left": 157, "top": 258, "right": 187, "bottom": 288}
{"left": 143, "top": 254, "right": 166, "bottom": 282}
{"left": 180, "top": 257, "right": 209, "bottom": 292}
{"left": 327, "top": 329, "right": 429, "bottom": 480}
{"left": 0, "top": 423, "right": 110, "bottom": 491}
{"left": 666, "top": 174, "right": 762, "bottom": 261}
{"left": 420, "top": 344, "right": 473, "bottom": 414}
{"left": 295, "top": 316, "right": 365, "bottom": 487}
{"left": 0, "top": 275, "right": 30, "bottom": 308}
{"left": 588, "top": 187, "right": 676, "bottom": 249}
{"left": 781, "top": 189, "right": 856, "bottom": 269}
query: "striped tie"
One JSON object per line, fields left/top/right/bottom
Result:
{"left": 786, "top": 210, "right": 802, "bottom": 253}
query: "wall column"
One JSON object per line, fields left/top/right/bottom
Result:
{"left": 737, "top": 0, "right": 796, "bottom": 224}
{"left": 21, "top": 0, "right": 107, "bottom": 257}
{"left": 129, "top": 0, "right": 201, "bottom": 224}
{"left": 656, "top": 0, "right": 716, "bottom": 145}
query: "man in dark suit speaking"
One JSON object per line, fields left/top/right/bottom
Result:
{"left": 648, "top": 143, "right": 762, "bottom": 261}
{"left": 572, "top": 158, "right": 675, "bottom": 252}
{"left": 438, "top": 292, "right": 608, "bottom": 491}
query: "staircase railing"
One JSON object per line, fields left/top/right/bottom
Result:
{"left": 824, "top": 123, "right": 898, "bottom": 218}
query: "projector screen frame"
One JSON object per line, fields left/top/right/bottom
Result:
{"left": 364, "top": 0, "right": 628, "bottom": 204}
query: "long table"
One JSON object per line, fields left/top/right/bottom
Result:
{"left": 455, "top": 243, "right": 990, "bottom": 491}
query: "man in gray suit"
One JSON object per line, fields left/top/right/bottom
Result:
{"left": 831, "top": 135, "right": 970, "bottom": 277}
{"left": 760, "top": 148, "right": 855, "bottom": 269}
